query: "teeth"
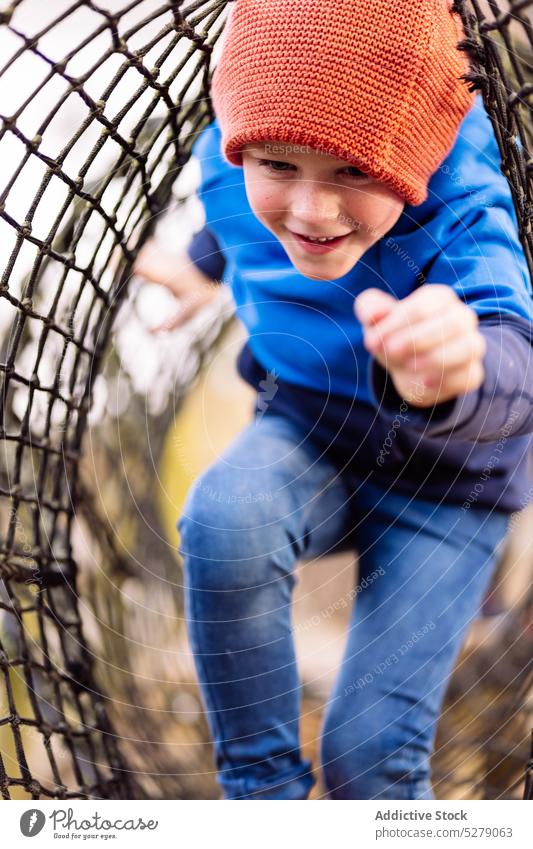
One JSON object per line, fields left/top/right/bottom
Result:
{"left": 307, "top": 235, "right": 337, "bottom": 243}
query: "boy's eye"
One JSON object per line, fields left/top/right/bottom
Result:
{"left": 257, "top": 159, "right": 294, "bottom": 173}
{"left": 342, "top": 166, "right": 367, "bottom": 179}
{"left": 255, "top": 159, "right": 369, "bottom": 180}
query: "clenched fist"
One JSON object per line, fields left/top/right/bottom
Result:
{"left": 354, "top": 285, "right": 486, "bottom": 408}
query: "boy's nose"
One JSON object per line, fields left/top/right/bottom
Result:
{"left": 287, "top": 183, "right": 341, "bottom": 232}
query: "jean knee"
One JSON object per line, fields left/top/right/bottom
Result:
{"left": 320, "top": 709, "right": 431, "bottom": 800}
{"left": 180, "top": 457, "right": 277, "bottom": 529}
{"left": 177, "top": 462, "right": 298, "bottom": 592}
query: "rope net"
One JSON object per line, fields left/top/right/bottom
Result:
{"left": 455, "top": 0, "right": 533, "bottom": 281}
{"left": 0, "top": 0, "right": 531, "bottom": 800}
{"left": 0, "top": 0, "right": 230, "bottom": 801}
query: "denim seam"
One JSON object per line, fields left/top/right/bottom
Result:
{"left": 185, "top": 547, "right": 311, "bottom": 800}
{"left": 187, "top": 577, "right": 237, "bottom": 793}
{"left": 295, "top": 470, "right": 352, "bottom": 558}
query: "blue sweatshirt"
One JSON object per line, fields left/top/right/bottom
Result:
{"left": 186, "top": 96, "right": 533, "bottom": 514}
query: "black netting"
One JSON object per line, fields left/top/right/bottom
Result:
{"left": 455, "top": 0, "right": 533, "bottom": 282}
{"left": 0, "top": 0, "right": 232, "bottom": 801}
{"left": 0, "top": 0, "right": 531, "bottom": 801}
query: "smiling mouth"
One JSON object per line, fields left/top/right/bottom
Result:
{"left": 290, "top": 230, "right": 352, "bottom": 243}
{"left": 287, "top": 228, "right": 354, "bottom": 253}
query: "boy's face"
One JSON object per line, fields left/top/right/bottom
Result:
{"left": 241, "top": 141, "right": 405, "bottom": 280}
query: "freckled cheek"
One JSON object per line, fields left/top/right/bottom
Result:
{"left": 343, "top": 202, "right": 382, "bottom": 243}
{"left": 348, "top": 196, "right": 403, "bottom": 243}
{"left": 247, "top": 185, "right": 285, "bottom": 227}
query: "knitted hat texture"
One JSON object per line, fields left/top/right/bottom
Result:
{"left": 211, "top": 0, "right": 475, "bottom": 206}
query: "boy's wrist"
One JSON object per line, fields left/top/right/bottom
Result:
{"left": 367, "top": 355, "right": 479, "bottom": 433}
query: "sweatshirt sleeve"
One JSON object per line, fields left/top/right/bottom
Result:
{"left": 369, "top": 95, "right": 533, "bottom": 443}
{"left": 186, "top": 117, "right": 280, "bottom": 280}
{"left": 186, "top": 225, "right": 226, "bottom": 281}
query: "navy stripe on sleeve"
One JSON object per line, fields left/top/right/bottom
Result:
{"left": 186, "top": 226, "right": 226, "bottom": 281}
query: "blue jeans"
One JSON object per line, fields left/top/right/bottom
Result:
{"left": 178, "top": 413, "right": 510, "bottom": 800}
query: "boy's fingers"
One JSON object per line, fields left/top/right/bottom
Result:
{"left": 149, "top": 319, "right": 179, "bottom": 334}
{"left": 401, "top": 331, "right": 486, "bottom": 374}
{"left": 368, "top": 284, "right": 462, "bottom": 341}
{"left": 135, "top": 263, "right": 183, "bottom": 292}
{"left": 370, "top": 299, "right": 431, "bottom": 341}
{"left": 149, "top": 320, "right": 184, "bottom": 334}
{"left": 148, "top": 290, "right": 217, "bottom": 333}
{"left": 148, "top": 308, "right": 187, "bottom": 333}
{"left": 371, "top": 302, "right": 477, "bottom": 352}
{"left": 374, "top": 311, "right": 464, "bottom": 357}
{"left": 391, "top": 359, "right": 484, "bottom": 408}
{"left": 427, "top": 359, "right": 485, "bottom": 396}
{"left": 354, "top": 288, "right": 397, "bottom": 326}
{"left": 134, "top": 243, "right": 192, "bottom": 292}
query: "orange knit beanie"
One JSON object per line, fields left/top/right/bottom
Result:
{"left": 211, "top": 0, "right": 475, "bottom": 206}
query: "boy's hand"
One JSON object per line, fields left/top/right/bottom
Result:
{"left": 354, "top": 285, "right": 486, "bottom": 408}
{"left": 133, "top": 239, "right": 220, "bottom": 333}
